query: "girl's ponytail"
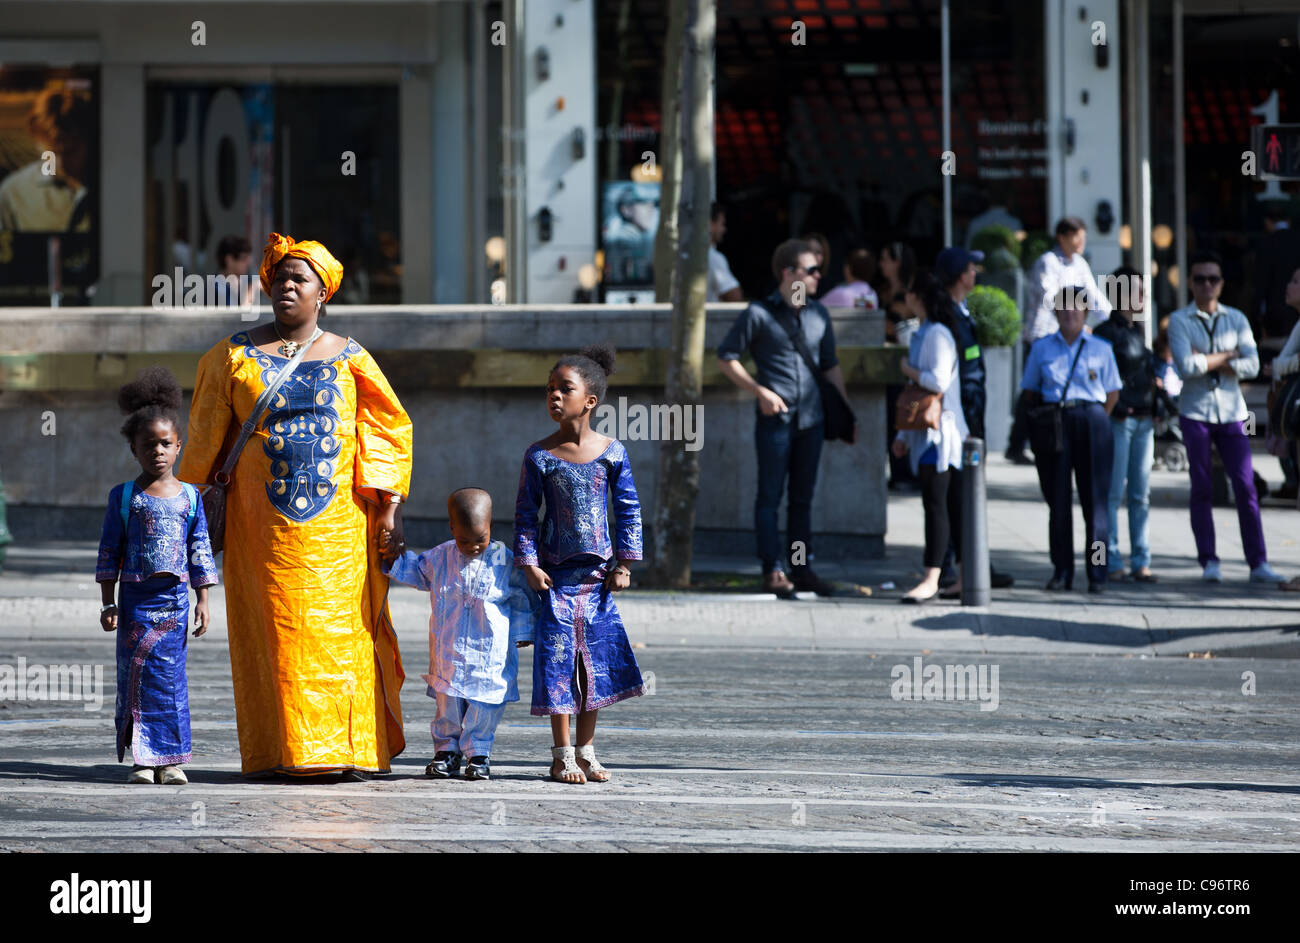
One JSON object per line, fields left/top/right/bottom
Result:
{"left": 553, "top": 341, "right": 617, "bottom": 403}
{"left": 118, "top": 366, "right": 183, "bottom": 442}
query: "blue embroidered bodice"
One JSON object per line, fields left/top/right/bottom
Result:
{"left": 233, "top": 332, "right": 362, "bottom": 522}
{"left": 513, "top": 439, "right": 643, "bottom": 567}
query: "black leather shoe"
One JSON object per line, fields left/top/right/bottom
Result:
{"left": 1088, "top": 582, "right": 1104, "bottom": 594}
{"left": 1004, "top": 450, "right": 1034, "bottom": 466}
{"left": 425, "top": 751, "right": 462, "bottom": 778}
{"left": 990, "top": 568, "right": 1015, "bottom": 589}
{"left": 464, "top": 756, "right": 492, "bottom": 780}
{"left": 789, "top": 566, "right": 835, "bottom": 597}
{"left": 339, "top": 769, "right": 372, "bottom": 783}
{"left": 1045, "top": 575, "right": 1072, "bottom": 591}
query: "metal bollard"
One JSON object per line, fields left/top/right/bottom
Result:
{"left": 961, "top": 437, "right": 991, "bottom": 606}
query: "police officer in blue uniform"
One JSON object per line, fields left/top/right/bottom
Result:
{"left": 1022, "top": 286, "right": 1122, "bottom": 592}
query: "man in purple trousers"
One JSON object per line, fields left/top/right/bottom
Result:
{"left": 1168, "top": 250, "right": 1286, "bottom": 584}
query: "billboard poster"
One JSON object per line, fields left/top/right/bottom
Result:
{"left": 0, "top": 67, "right": 99, "bottom": 306}
{"left": 601, "top": 180, "right": 659, "bottom": 288}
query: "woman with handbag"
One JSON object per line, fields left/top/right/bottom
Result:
{"left": 1021, "top": 287, "right": 1121, "bottom": 593}
{"left": 177, "top": 233, "right": 413, "bottom": 780}
{"left": 891, "top": 270, "right": 969, "bottom": 604}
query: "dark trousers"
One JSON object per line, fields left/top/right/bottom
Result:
{"left": 1033, "top": 403, "right": 1113, "bottom": 584}
{"left": 919, "top": 463, "right": 963, "bottom": 568}
{"left": 755, "top": 415, "right": 824, "bottom": 573}
{"left": 1007, "top": 341, "right": 1034, "bottom": 455}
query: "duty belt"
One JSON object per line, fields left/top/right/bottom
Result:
{"left": 1059, "top": 399, "right": 1099, "bottom": 409}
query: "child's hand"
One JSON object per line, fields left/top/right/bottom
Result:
{"left": 193, "top": 599, "right": 209, "bottom": 637}
{"left": 604, "top": 564, "right": 631, "bottom": 593}
{"left": 100, "top": 605, "right": 117, "bottom": 633}
{"left": 524, "top": 565, "right": 552, "bottom": 593}
{"left": 891, "top": 438, "right": 908, "bottom": 458}
{"left": 378, "top": 528, "right": 404, "bottom": 564}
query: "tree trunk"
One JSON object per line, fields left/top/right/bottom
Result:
{"left": 648, "top": 0, "right": 713, "bottom": 588}
{"left": 652, "top": 0, "right": 687, "bottom": 303}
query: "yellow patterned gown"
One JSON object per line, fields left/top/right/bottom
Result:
{"left": 177, "top": 331, "right": 412, "bottom": 776}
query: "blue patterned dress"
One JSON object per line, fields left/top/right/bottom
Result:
{"left": 96, "top": 483, "right": 218, "bottom": 766}
{"left": 514, "top": 438, "right": 645, "bottom": 715}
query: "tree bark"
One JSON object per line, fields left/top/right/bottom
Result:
{"left": 652, "top": 0, "right": 687, "bottom": 303}
{"left": 648, "top": 0, "right": 713, "bottom": 588}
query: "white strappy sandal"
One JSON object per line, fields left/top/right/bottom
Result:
{"left": 550, "top": 745, "right": 586, "bottom": 784}
{"left": 575, "top": 744, "right": 611, "bottom": 783}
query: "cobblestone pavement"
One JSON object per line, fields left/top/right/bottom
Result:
{"left": 2, "top": 639, "right": 1297, "bottom": 852}
{"left": 2, "top": 457, "right": 1297, "bottom": 851}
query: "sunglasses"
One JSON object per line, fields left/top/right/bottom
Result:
{"left": 1192, "top": 274, "right": 1222, "bottom": 285}
{"left": 791, "top": 265, "right": 822, "bottom": 277}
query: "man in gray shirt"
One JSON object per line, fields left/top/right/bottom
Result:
{"left": 717, "top": 239, "right": 855, "bottom": 597}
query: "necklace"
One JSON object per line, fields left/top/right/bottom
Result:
{"left": 274, "top": 320, "right": 311, "bottom": 357}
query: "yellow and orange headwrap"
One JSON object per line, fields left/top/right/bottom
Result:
{"left": 259, "top": 232, "right": 344, "bottom": 302}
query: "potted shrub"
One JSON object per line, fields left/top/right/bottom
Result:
{"left": 970, "top": 225, "right": 1022, "bottom": 272}
{"left": 965, "top": 284, "right": 1022, "bottom": 453}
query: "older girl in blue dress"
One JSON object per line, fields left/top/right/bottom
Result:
{"left": 514, "top": 343, "right": 645, "bottom": 784}
{"left": 97, "top": 367, "right": 218, "bottom": 784}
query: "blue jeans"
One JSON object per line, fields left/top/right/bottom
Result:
{"left": 754, "top": 415, "right": 824, "bottom": 572}
{"left": 431, "top": 690, "right": 507, "bottom": 758}
{"left": 1106, "top": 415, "right": 1153, "bottom": 573}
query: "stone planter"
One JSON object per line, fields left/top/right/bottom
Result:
{"left": 983, "top": 344, "right": 1014, "bottom": 454}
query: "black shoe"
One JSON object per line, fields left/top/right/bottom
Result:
{"left": 339, "top": 769, "right": 372, "bottom": 783}
{"left": 1276, "top": 483, "right": 1298, "bottom": 501}
{"left": 1088, "top": 582, "right": 1104, "bottom": 594}
{"left": 990, "top": 568, "right": 1015, "bottom": 589}
{"left": 789, "top": 566, "right": 835, "bottom": 597}
{"left": 1004, "top": 450, "right": 1034, "bottom": 466}
{"left": 1045, "top": 575, "right": 1072, "bottom": 591}
{"left": 425, "top": 751, "right": 462, "bottom": 778}
{"left": 464, "top": 756, "right": 492, "bottom": 780}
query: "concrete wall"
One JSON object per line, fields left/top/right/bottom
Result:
{"left": 0, "top": 305, "right": 890, "bottom": 560}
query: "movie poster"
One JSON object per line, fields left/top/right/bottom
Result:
{"left": 0, "top": 66, "right": 99, "bottom": 306}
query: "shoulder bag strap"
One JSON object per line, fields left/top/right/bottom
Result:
{"left": 759, "top": 296, "right": 823, "bottom": 378}
{"left": 1044, "top": 336, "right": 1088, "bottom": 402}
{"left": 118, "top": 480, "right": 135, "bottom": 534}
{"left": 182, "top": 482, "right": 197, "bottom": 534}
{"left": 212, "top": 327, "right": 323, "bottom": 486}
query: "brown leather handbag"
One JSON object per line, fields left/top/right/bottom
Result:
{"left": 895, "top": 382, "right": 942, "bottom": 431}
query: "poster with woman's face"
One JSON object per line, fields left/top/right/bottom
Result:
{"left": 0, "top": 66, "right": 99, "bottom": 305}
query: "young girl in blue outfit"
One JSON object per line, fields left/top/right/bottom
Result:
{"left": 97, "top": 367, "right": 218, "bottom": 784}
{"left": 514, "top": 343, "right": 645, "bottom": 784}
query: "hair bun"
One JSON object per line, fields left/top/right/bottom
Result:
{"left": 117, "top": 365, "right": 183, "bottom": 415}
{"left": 580, "top": 342, "right": 617, "bottom": 376}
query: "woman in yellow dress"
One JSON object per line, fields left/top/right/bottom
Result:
{"left": 178, "top": 234, "right": 413, "bottom": 780}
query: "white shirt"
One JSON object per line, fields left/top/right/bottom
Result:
{"left": 1168, "top": 302, "right": 1259, "bottom": 424}
{"left": 0, "top": 162, "right": 87, "bottom": 231}
{"left": 707, "top": 246, "right": 740, "bottom": 301}
{"left": 1024, "top": 247, "right": 1113, "bottom": 342}
{"left": 897, "top": 320, "right": 968, "bottom": 474}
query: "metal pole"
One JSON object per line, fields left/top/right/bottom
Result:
{"left": 961, "top": 437, "right": 990, "bottom": 607}
{"left": 941, "top": 0, "right": 951, "bottom": 247}
{"left": 1136, "top": 0, "right": 1155, "bottom": 342}
{"left": 1173, "top": 0, "right": 1186, "bottom": 309}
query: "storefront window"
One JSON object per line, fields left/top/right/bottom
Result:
{"left": 146, "top": 80, "right": 400, "bottom": 305}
